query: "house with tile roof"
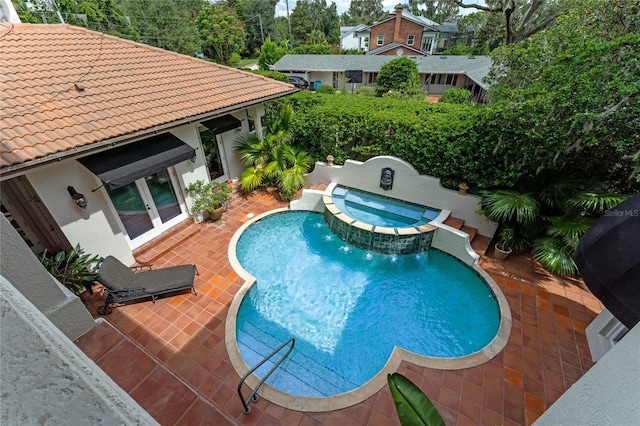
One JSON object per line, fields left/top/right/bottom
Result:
{"left": 274, "top": 54, "right": 490, "bottom": 100}
{"left": 0, "top": 23, "right": 296, "bottom": 265}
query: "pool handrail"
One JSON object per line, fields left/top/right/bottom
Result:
{"left": 237, "top": 337, "right": 296, "bottom": 414}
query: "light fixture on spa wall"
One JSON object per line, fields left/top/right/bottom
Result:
{"left": 67, "top": 186, "right": 87, "bottom": 209}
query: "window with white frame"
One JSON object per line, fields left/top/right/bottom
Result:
{"left": 377, "top": 35, "right": 384, "bottom": 45}
{"left": 407, "top": 35, "right": 415, "bottom": 45}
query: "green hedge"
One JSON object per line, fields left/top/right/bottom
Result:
{"left": 277, "top": 92, "right": 535, "bottom": 190}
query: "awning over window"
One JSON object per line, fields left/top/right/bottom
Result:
{"left": 79, "top": 133, "right": 195, "bottom": 190}
{"left": 201, "top": 115, "right": 242, "bottom": 134}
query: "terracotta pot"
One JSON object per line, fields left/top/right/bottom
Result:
{"left": 493, "top": 244, "right": 512, "bottom": 260}
{"left": 208, "top": 206, "right": 224, "bottom": 221}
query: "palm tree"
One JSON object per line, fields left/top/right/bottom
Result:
{"left": 479, "top": 177, "right": 627, "bottom": 276}
{"left": 234, "top": 105, "right": 313, "bottom": 200}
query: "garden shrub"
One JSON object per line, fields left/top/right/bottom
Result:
{"left": 249, "top": 70, "right": 288, "bottom": 82}
{"left": 316, "top": 85, "right": 335, "bottom": 94}
{"left": 440, "top": 88, "right": 473, "bottom": 104}
{"left": 277, "top": 92, "right": 533, "bottom": 190}
{"left": 356, "top": 86, "right": 377, "bottom": 97}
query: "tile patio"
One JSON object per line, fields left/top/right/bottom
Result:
{"left": 77, "top": 186, "right": 603, "bottom": 425}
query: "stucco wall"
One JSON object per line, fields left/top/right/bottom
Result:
{"left": 0, "top": 214, "right": 95, "bottom": 340}
{"left": 534, "top": 323, "right": 640, "bottom": 425}
{"left": 26, "top": 159, "right": 136, "bottom": 265}
{"left": 305, "top": 156, "right": 498, "bottom": 237}
{"left": 25, "top": 123, "right": 210, "bottom": 266}
{"left": 1, "top": 277, "right": 156, "bottom": 425}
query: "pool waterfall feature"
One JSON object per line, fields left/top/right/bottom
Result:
{"left": 321, "top": 188, "right": 439, "bottom": 255}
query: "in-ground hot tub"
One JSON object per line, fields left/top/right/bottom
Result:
{"left": 323, "top": 186, "right": 441, "bottom": 254}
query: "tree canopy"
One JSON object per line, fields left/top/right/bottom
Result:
{"left": 453, "top": 0, "right": 561, "bottom": 45}
{"left": 223, "top": 0, "right": 278, "bottom": 56}
{"left": 341, "top": 0, "right": 386, "bottom": 26}
{"left": 195, "top": 5, "right": 246, "bottom": 64}
{"left": 486, "top": 0, "right": 640, "bottom": 191}
{"left": 289, "top": 0, "right": 340, "bottom": 47}
{"left": 376, "top": 57, "right": 421, "bottom": 96}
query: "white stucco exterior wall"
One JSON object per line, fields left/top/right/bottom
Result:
{"left": 0, "top": 214, "right": 95, "bottom": 340}
{"left": 1, "top": 278, "right": 157, "bottom": 425}
{"left": 26, "top": 159, "right": 137, "bottom": 266}
{"left": 534, "top": 322, "right": 640, "bottom": 425}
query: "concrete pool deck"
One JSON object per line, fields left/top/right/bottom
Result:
{"left": 77, "top": 184, "right": 603, "bottom": 425}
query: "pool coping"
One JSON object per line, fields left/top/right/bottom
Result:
{"left": 225, "top": 208, "right": 512, "bottom": 413}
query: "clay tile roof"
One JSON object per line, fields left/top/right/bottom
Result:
{"left": 0, "top": 23, "right": 296, "bottom": 174}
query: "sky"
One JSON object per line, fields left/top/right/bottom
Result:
{"left": 275, "top": 1, "right": 487, "bottom": 18}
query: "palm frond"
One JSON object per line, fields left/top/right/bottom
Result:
{"left": 565, "top": 191, "right": 628, "bottom": 216}
{"left": 545, "top": 216, "right": 593, "bottom": 250}
{"left": 532, "top": 237, "right": 579, "bottom": 277}
{"left": 234, "top": 132, "right": 269, "bottom": 166}
{"left": 479, "top": 190, "right": 540, "bottom": 224}
{"left": 238, "top": 166, "right": 265, "bottom": 193}
{"left": 537, "top": 174, "right": 583, "bottom": 210}
{"left": 387, "top": 373, "right": 445, "bottom": 426}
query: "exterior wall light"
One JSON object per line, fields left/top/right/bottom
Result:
{"left": 67, "top": 186, "right": 87, "bottom": 209}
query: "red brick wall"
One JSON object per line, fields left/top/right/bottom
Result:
{"left": 370, "top": 17, "right": 424, "bottom": 50}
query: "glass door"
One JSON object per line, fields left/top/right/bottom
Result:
{"left": 108, "top": 168, "right": 188, "bottom": 247}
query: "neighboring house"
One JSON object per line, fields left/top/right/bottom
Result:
{"left": 356, "top": 7, "right": 472, "bottom": 56}
{"left": 274, "top": 54, "right": 490, "bottom": 100}
{"left": 0, "top": 23, "right": 296, "bottom": 266}
{"left": 340, "top": 24, "right": 369, "bottom": 52}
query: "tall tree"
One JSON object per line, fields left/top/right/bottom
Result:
{"left": 14, "top": 0, "right": 138, "bottom": 38}
{"left": 290, "top": 0, "right": 340, "bottom": 46}
{"left": 401, "top": 0, "right": 459, "bottom": 23}
{"left": 195, "top": 4, "right": 246, "bottom": 64}
{"left": 486, "top": 0, "right": 640, "bottom": 191}
{"left": 224, "top": 0, "right": 278, "bottom": 56}
{"left": 341, "top": 0, "right": 385, "bottom": 26}
{"left": 116, "top": 0, "right": 206, "bottom": 55}
{"left": 451, "top": 0, "right": 561, "bottom": 44}
{"left": 258, "top": 39, "right": 288, "bottom": 70}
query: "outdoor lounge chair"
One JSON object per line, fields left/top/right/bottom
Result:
{"left": 95, "top": 256, "right": 198, "bottom": 315}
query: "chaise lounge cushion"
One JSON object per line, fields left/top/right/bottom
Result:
{"left": 97, "top": 256, "right": 196, "bottom": 294}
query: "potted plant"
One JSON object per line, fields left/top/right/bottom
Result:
{"left": 39, "top": 244, "right": 101, "bottom": 296}
{"left": 493, "top": 225, "right": 514, "bottom": 260}
{"left": 186, "top": 180, "right": 231, "bottom": 222}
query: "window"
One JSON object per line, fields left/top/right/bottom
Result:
{"left": 368, "top": 73, "right": 378, "bottom": 84}
{"left": 445, "top": 74, "right": 458, "bottom": 85}
{"left": 364, "top": 37, "right": 369, "bottom": 48}
{"left": 430, "top": 74, "right": 437, "bottom": 84}
{"left": 407, "top": 35, "right": 415, "bottom": 45}
{"left": 377, "top": 35, "right": 384, "bottom": 46}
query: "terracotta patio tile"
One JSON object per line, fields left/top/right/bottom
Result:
{"left": 175, "top": 398, "right": 234, "bottom": 426}
{"left": 96, "top": 339, "right": 157, "bottom": 392}
{"left": 525, "top": 392, "right": 546, "bottom": 415}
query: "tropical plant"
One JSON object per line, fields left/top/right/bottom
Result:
{"left": 316, "top": 85, "right": 335, "bottom": 95}
{"left": 39, "top": 244, "right": 101, "bottom": 295}
{"left": 387, "top": 373, "right": 445, "bottom": 426}
{"left": 186, "top": 180, "right": 231, "bottom": 214}
{"left": 479, "top": 178, "right": 628, "bottom": 276}
{"left": 234, "top": 105, "right": 313, "bottom": 199}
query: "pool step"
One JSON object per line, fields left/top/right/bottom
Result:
{"left": 237, "top": 321, "right": 358, "bottom": 397}
{"left": 443, "top": 215, "right": 491, "bottom": 256}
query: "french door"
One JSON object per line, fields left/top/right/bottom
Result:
{"left": 108, "top": 168, "right": 187, "bottom": 248}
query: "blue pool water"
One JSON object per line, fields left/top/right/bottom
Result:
{"left": 235, "top": 211, "right": 500, "bottom": 397}
{"left": 331, "top": 186, "right": 440, "bottom": 227}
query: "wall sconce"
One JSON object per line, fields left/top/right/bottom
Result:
{"left": 67, "top": 186, "right": 87, "bottom": 209}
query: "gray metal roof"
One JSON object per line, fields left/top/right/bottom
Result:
{"left": 273, "top": 54, "right": 492, "bottom": 87}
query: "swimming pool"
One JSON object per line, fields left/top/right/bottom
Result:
{"left": 229, "top": 210, "right": 510, "bottom": 408}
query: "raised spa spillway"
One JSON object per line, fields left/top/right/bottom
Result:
{"left": 323, "top": 186, "right": 440, "bottom": 255}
